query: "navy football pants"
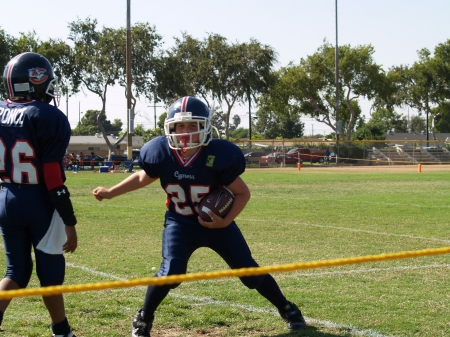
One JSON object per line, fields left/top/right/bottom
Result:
{"left": 156, "top": 213, "right": 264, "bottom": 289}
{"left": 0, "top": 184, "right": 65, "bottom": 288}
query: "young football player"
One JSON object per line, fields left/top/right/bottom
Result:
{"left": 0, "top": 52, "right": 78, "bottom": 337}
{"left": 92, "top": 96, "right": 306, "bottom": 337}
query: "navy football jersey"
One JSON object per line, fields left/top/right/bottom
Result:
{"left": 0, "top": 99, "right": 70, "bottom": 184}
{"left": 139, "top": 136, "right": 245, "bottom": 220}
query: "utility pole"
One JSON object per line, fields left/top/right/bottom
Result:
{"left": 335, "top": 0, "right": 340, "bottom": 164}
{"left": 148, "top": 102, "right": 161, "bottom": 128}
{"left": 248, "top": 97, "right": 252, "bottom": 149}
{"left": 78, "top": 101, "right": 81, "bottom": 134}
{"left": 126, "top": 0, "right": 133, "bottom": 159}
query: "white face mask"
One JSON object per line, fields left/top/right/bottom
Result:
{"left": 164, "top": 113, "right": 212, "bottom": 151}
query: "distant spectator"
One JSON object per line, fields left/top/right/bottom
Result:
{"left": 325, "top": 148, "right": 331, "bottom": 164}
{"left": 71, "top": 153, "right": 79, "bottom": 173}
{"left": 63, "top": 157, "right": 71, "bottom": 170}
{"left": 79, "top": 152, "right": 84, "bottom": 170}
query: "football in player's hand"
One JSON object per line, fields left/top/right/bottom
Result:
{"left": 198, "top": 187, "right": 234, "bottom": 222}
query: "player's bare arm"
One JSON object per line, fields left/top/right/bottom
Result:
{"left": 198, "top": 176, "right": 250, "bottom": 229}
{"left": 63, "top": 226, "right": 77, "bottom": 253}
{"left": 93, "top": 170, "right": 156, "bottom": 201}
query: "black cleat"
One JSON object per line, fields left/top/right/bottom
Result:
{"left": 52, "top": 332, "right": 76, "bottom": 337}
{"left": 131, "top": 310, "right": 154, "bottom": 337}
{"left": 279, "top": 301, "right": 307, "bottom": 330}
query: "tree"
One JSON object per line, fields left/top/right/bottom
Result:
{"left": 132, "top": 124, "right": 146, "bottom": 136}
{"left": 155, "top": 34, "right": 277, "bottom": 140}
{"left": 71, "top": 110, "right": 123, "bottom": 136}
{"left": 205, "top": 35, "right": 277, "bottom": 139}
{"left": 37, "top": 38, "right": 77, "bottom": 103}
{"left": 434, "top": 102, "right": 450, "bottom": 132}
{"left": 154, "top": 33, "right": 204, "bottom": 103}
{"left": 121, "top": 22, "right": 163, "bottom": 104}
{"left": 352, "top": 124, "right": 385, "bottom": 141}
{"left": 255, "top": 103, "right": 304, "bottom": 139}
{"left": 410, "top": 115, "right": 426, "bottom": 133}
{"left": 67, "top": 18, "right": 162, "bottom": 157}
{"left": 365, "top": 108, "right": 407, "bottom": 134}
{"left": 237, "top": 39, "right": 277, "bottom": 141}
{"left": 261, "top": 41, "right": 386, "bottom": 140}
{"left": 230, "top": 114, "right": 241, "bottom": 131}
{"left": 387, "top": 41, "right": 450, "bottom": 141}
{"left": 0, "top": 28, "right": 16, "bottom": 99}
{"left": 229, "top": 127, "right": 249, "bottom": 139}
{"left": 429, "top": 39, "right": 450, "bottom": 136}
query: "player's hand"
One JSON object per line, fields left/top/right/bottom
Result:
{"left": 63, "top": 225, "right": 77, "bottom": 253}
{"left": 198, "top": 211, "right": 231, "bottom": 229}
{"left": 92, "top": 187, "right": 111, "bottom": 201}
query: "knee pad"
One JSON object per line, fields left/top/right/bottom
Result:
{"left": 239, "top": 275, "right": 265, "bottom": 289}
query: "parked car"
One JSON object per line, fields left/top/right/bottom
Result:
{"left": 261, "top": 152, "right": 301, "bottom": 165}
{"left": 286, "top": 148, "right": 328, "bottom": 163}
{"left": 275, "top": 154, "right": 300, "bottom": 164}
{"left": 244, "top": 151, "right": 266, "bottom": 164}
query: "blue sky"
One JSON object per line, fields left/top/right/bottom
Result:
{"left": 2, "top": 0, "right": 449, "bottom": 134}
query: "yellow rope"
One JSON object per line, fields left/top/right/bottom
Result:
{"left": 0, "top": 246, "right": 449, "bottom": 300}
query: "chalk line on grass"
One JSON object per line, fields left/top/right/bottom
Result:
{"left": 63, "top": 262, "right": 395, "bottom": 337}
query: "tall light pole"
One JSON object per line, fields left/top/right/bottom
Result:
{"left": 78, "top": 101, "right": 82, "bottom": 134}
{"left": 126, "top": 0, "right": 133, "bottom": 159}
{"left": 335, "top": 0, "right": 340, "bottom": 163}
{"left": 248, "top": 90, "right": 252, "bottom": 148}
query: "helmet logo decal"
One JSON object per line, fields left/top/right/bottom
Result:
{"left": 28, "top": 67, "right": 48, "bottom": 84}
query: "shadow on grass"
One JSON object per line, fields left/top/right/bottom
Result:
{"left": 272, "top": 325, "right": 359, "bottom": 337}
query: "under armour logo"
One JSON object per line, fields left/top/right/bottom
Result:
{"left": 56, "top": 189, "right": 66, "bottom": 196}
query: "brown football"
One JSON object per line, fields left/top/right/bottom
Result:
{"left": 198, "top": 187, "right": 234, "bottom": 221}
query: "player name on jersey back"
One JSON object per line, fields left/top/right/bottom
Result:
{"left": 0, "top": 107, "right": 26, "bottom": 127}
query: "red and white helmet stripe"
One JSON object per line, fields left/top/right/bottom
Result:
{"left": 5, "top": 53, "right": 28, "bottom": 96}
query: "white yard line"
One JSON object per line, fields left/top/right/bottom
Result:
{"left": 239, "top": 217, "right": 450, "bottom": 244}
{"left": 4, "top": 242, "right": 446, "bottom": 336}
{"left": 62, "top": 262, "right": 408, "bottom": 337}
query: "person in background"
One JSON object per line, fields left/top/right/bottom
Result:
{"left": 79, "top": 152, "right": 84, "bottom": 170}
{"left": 71, "top": 154, "right": 78, "bottom": 173}
{"left": 0, "top": 52, "right": 78, "bottom": 337}
{"left": 92, "top": 96, "right": 306, "bottom": 337}
{"left": 325, "top": 148, "right": 331, "bottom": 164}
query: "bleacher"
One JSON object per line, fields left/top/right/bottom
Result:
{"left": 424, "top": 148, "right": 450, "bottom": 163}
{"left": 368, "top": 145, "right": 450, "bottom": 165}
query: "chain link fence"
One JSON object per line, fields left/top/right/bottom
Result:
{"left": 234, "top": 139, "right": 450, "bottom": 167}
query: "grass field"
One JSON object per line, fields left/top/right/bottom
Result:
{"left": 1, "top": 165, "right": 449, "bottom": 336}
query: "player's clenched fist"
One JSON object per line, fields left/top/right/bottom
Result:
{"left": 93, "top": 187, "right": 111, "bottom": 201}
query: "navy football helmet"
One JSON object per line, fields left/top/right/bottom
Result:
{"left": 164, "top": 96, "right": 213, "bottom": 150}
{"left": 3, "top": 52, "right": 60, "bottom": 105}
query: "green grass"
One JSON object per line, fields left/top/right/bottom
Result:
{"left": 1, "top": 167, "right": 450, "bottom": 336}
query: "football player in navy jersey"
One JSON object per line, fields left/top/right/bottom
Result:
{"left": 93, "top": 96, "right": 306, "bottom": 336}
{"left": 0, "top": 53, "right": 77, "bottom": 337}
